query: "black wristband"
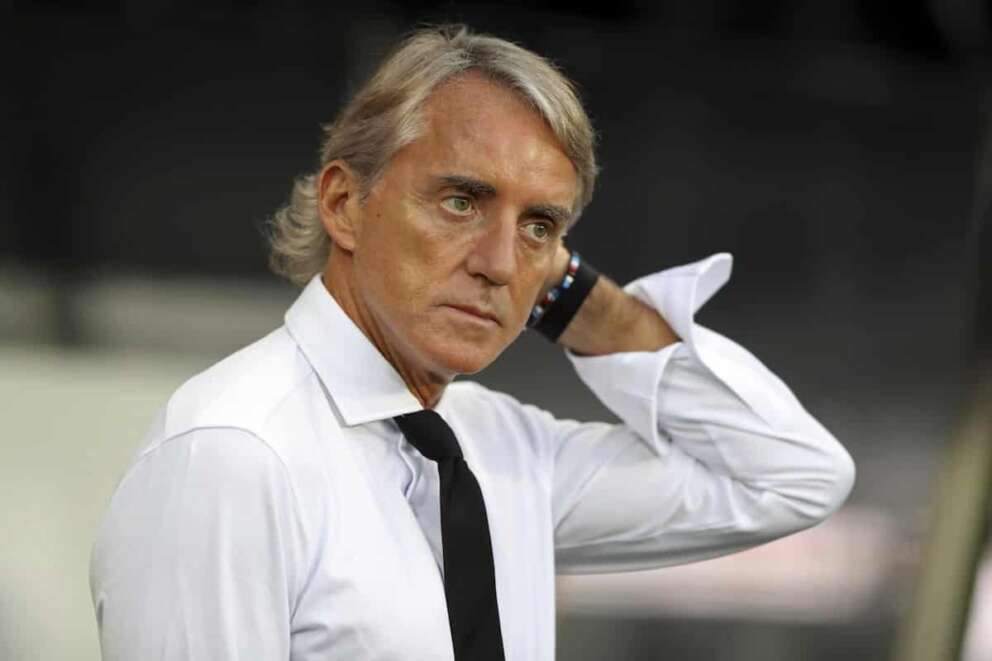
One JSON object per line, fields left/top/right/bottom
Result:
{"left": 532, "top": 257, "right": 600, "bottom": 342}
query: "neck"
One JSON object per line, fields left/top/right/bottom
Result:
{"left": 321, "top": 251, "right": 450, "bottom": 409}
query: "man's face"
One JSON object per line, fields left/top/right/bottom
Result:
{"left": 348, "top": 73, "right": 579, "bottom": 379}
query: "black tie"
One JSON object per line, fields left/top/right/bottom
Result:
{"left": 394, "top": 410, "right": 506, "bottom": 661}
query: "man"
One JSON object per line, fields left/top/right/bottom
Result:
{"left": 90, "top": 25, "right": 855, "bottom": 661}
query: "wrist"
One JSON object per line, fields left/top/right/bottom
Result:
{"left": 528, "top": 250, "right": 600, "bottom": 341}
{"left": 559, "top": 277, "right": 680, "bottom": 355}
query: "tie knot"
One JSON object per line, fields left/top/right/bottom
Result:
{"left": 394, "top": 409, "right": 463, "bottom": 461}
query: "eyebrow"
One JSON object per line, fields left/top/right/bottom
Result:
{"left": 525, "top": 203, "right": 572, "bottom": 228}
{"left": 437, "top": 174, "right": 497, "bottom": 199}
{"left": 435, "top": 173, "right": 573, "bottom": 227}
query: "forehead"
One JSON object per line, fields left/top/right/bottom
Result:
{"left": 403, "top": 74, "right": 579, "bottom": 206}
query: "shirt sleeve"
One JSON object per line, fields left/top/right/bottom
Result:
{"left": 551, "top": 252, "right": 856, "bottom": 574}
{"left": 89, "top": 425, "right": 306, "bottom": 660}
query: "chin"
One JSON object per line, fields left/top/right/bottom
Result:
{"left": 427, "top": 339, "right": 505, "bottom": 377}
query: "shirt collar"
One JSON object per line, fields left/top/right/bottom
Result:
{"left": 284, "top": 274, "right": 423, "bottom": 426}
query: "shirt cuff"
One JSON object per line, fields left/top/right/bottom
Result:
{"left": 564, "top": 252, "right": 733, "bottom": 453}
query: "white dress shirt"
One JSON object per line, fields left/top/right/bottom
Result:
{"left": 89, "top": 253, "right": 855, "bottom": 661}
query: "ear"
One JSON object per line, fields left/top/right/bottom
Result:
{"left": 317, "top": 160, "right": 362, "bottom": 253}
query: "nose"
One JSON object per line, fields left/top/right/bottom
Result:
{"left": 465, "top": 213, "right": 516, "bottom": 286}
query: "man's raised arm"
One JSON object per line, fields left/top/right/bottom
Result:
{"left": 545, "top": 251, "right": 856, "bottom": 573}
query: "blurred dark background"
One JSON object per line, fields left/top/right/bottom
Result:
{"left": 2, "top": 1, "right": 990, "bottom": 659}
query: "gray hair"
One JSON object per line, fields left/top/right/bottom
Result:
{"left": 267, "top": 24, "right": 599, "bottom": 286}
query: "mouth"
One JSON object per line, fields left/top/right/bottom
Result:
{"left": 442, "top": 303, "right": 501, "bottom": 327}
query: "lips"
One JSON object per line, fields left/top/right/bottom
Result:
{"left": 444, "top": 303, "right": 501, "bottom": 325}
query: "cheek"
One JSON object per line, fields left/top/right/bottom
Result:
{"left": 512, "top": 255, "right": 554, "bottom": 307}
{"left": 359, "top": 214, "right": 462, "bottom": 318}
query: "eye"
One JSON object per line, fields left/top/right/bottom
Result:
{"left": 523, "top": 221, "right": 553, "bottom": 242}
{"left": 441, "top": 196, "right": 474, "bottom": 215}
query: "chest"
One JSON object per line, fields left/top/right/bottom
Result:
{"left": 289, "top": 424, "right": 557, "bottom": 661}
